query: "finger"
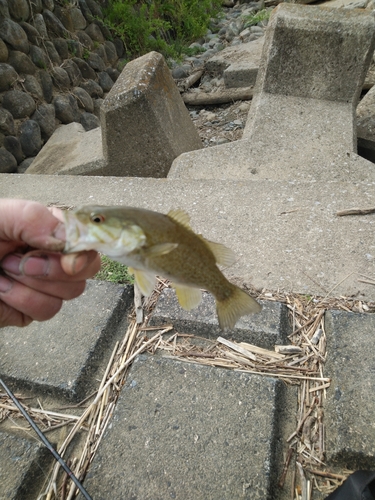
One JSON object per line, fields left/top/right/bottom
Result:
{"left": 0, "top": 300, "right": 33, "bottom": 328}
{"left": 0, "top": 199, "right": 65, "bottom": 252}
{"left": 0, "top": 275, "right": 63, "bottom": 321}
{"left": 1, "top": 250, "right": 100, "bottom": 281}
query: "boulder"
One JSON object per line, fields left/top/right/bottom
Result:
{"left": 51, "top": 66, "right": 70, "bottom": 89}
{"left": 62, "top": 60, "right": 82, "bottom": 86}
{"left": 72, "top": 57, "right": 97, "bottom": 80}
{"left": 0, "top": 39, "right": 8, "bottom": 62}
{"left": 32, "top": 13, "right": 49, "bottom": 39}
{"left": 44, "top": 40, "right": 61, "bottom": 65}
{"left": 19, "top": 120, "right": 42, "bottom": 157}
{"left": 8, "top": 0, "right": 30, "bottom": 22}
{"left": 0, "top": 148, "right": 17, "bottom": 173}
{"left": 4, "top": 136, "right": 23, "bottom": 164}
{"left": 98, "top": 71, "right": 114, "bottom": 92}
{"left": 32, "top": 103, "right": 56, "bottom": 139}
{"left": 80, "top": 111, "right": 100, "bottom": 131}
{"left": 2, "top": 90, "right": 36, "bottom": 119}
{"left": 37, "top": 70, "right": 53, "bottom": 103}
{"left": 8, "top": 50, "right": 37, "bottom": 74}
{"left": 85, "top": 22, "right": 105, "bottom": 43}
{"left": 79, "top": 79, "right": 104, "bottom": 98}
{"left": 72, "top": 86, "right": 94, "bottom": 112}
{"left": 0, "top": 109, "right": 16, "bottom": 136}
{"left": 0, "top": 64, "right": 18, "bottom": 92}
{"left": 19, "top": 22, "right": 40, "bottom": 45}
{"left": 53, "top": 94, "right": 81, "bottom": 123}
{"left": 43, "top": 9, "right": 70, "bottom": 38}
{"left": 0, "top": 18, "right": 29, "bottom": 54}
{"left": 23, "top": 74, "right": 44, "bottom": 100}
{"left": 29, "top": 44, "right": 50, "bottom": 69}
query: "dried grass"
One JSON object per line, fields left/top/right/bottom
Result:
{"left": 1, "top": 282, "right": 371, "bottom": 499}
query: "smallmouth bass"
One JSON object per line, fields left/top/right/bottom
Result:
{"left": 63, "top": 205, "right": 262, "bottom": 329}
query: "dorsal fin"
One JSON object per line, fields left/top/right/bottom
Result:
{"left": 200, "top": 238, "right": 236, "bottom": 267}
{"left": 167, "top": 208, "right": 191, "bottom": 229}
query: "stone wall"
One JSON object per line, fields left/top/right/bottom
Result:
{"left": 0, "top": 0, "right": 125, "bottom": 173}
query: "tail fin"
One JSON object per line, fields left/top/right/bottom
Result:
{"left": 216, "top": 285, "right": 262, "bottom": 330}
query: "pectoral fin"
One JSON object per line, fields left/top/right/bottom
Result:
{"left": 132, "top": 269, "right": 156, "bottom": 297}
{"left": 144, "top": 242, "right": 178, "bottom": 257}
{"left": 172, "top": 283, "right": 202, "bottom": 311}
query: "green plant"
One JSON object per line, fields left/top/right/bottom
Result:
{"left": 243, "top": 8, "right": 271, "bottom": 28}
{"left": 82, "top": 48, "right": 90, "bottom": 60}
{"left": 103, "top": 0, "right": 222, "bottom": 60}
{"left": 94, "top": 254, "right": 134, "bottom": 284}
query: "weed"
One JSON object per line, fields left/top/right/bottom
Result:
{"left": 94, "top": 254, "right": 134, "bottom": 285}
{"left": 243, "top": 8, "right": 271, "bottom": 28}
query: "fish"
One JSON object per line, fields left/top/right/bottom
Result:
{"left": 63, "top": 205, "right": 262, "bottom": 329}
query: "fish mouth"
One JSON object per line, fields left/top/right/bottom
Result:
{"left": 63, "top": 210, "right": 91, "bottom": 254}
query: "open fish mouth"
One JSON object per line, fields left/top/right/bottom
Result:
{"left": 63, "top": 210, "right": 92, "bottom": 253}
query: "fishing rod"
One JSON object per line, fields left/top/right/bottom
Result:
{"left": 0, "top": 378, "right": 92, "bottom": 500}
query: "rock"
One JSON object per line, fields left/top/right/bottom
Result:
{"left": 0, "top": 0, "right": 10, "bottom": 18}
{"left": 19, "top": 22, "right": 41, "bottom": 45}
{"left": 29, "top": 44, "right": 50, "bottom": 69}
{"left": 113, "top": 37, "right": 124, "bottom": 58}
{"left": 51, "top": 66, "right": 70, "bottom": 89}
{"left": 172, "top": 65, "right": 191, "bottom": 79}
{"left": 0, "top": 109, "right": 16, "bottom": 136}
{"left": 4, "top": 136, "right": 23, "bottom": 164}
{"left": 85, "top": 22, "right": 105, "bottom": 43}
{"left": 93, "top": 97, "right": 103, "bottom": 118}
{"left": 17, "top": 156, "right": 34, "bottom": 173}
{"left": 71, "top": 7, "right": 87, "bottom": 30}
{"left": 32, "top": 14, "right": 49, "bottom": 39}
{"left": 78, "top": 0, "right": 94, "bottom": 23}
{"left": 31, "top": 0, "right": 43, "bottom": 14}
{"left": 19, "top": 120, "right": 42, "bottom": 157}
{"left": 3, "top": 90, "right": 36, "bottom": 119}
{"left": 43, "top": 0, "right": 55, "bottom": 10}
{"left": 72, "top": 86, "right": 94, "bottom": 112}
{"left": 53, "top": 94, "right": 80, "bottom": 123}
{"left": 0, "top": 18, "right": 29, "bottom": 53}
{"left": 8, "top": 0, "right": 30, "bottom": 21}
{"left": 104, "top": 40, "right": 118, "bottom": 65}
{"left": 43, "top": 9, "right": 70, "bottom": 38}
{"left": 32, "top": 103, "right": 56, "bottom": 139}
{"left": 80, "top": 111, "right": 100, "bottom": 131}
{"left": 53, "top": 5, "right": 74, "bottom": 32}
{"left": 0, "top": 39, "right": 8, "bottom": 62}
{"left": 79, "top": 79, "right": 103, "bottom": 98}
{"left": 8, "top": 50, "right": 37, "bottom": 74}
{"left": 23, "top": 75, "right": 44, "bottom": 100}
{"left": 93, "top": 44, "right": 108, "bottom": 65}
{"left": 67, "top": 39, "right": 83, "bottom": 58}
{"left": 37, "top": 70, "right": 53, "bottom": 103}
{"left": 0, "top": 148, "right": 17, "bottom": 173}
{"left": 44, "top": 41, "right": 61, "bottom": 65}
{"left": 53, "top": 38, "right": 69, "bottom": 59}
{"left": 106, "top": 67, "right": 120, "bottom": 82}
{"left": 0, "top": 64, "right": 18, "bottom": 92}
{"left": 98, "top": 71, "right": 114, "bottom": 92}
{"left": 72, "top": 57, "right": 97, "bottom": 80}
{"left": 76, "top": 30, "right": 93, "bottom": 50}
{"left": 94, "top": 19, "right": 111, "bottom": 40}
{"left": 87, "top": 51, "right": 106, "bottom": 71}
{"left": 62, "top": 59, "right": 82, "bottom": 86}
{"left": 86, "top": 0, "right": 103, "bottom": 19}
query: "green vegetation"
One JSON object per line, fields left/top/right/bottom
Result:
{"left": 94, "top": 254, "right": 134, "bottom": 284}
{"left": 243, "top": 8, "right": 271, "bottom": 28}
{"left": 103, "top": 0, "right": 222, "bottom": 61}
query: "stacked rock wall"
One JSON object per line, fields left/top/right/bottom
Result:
{"left": 0, "top": 0, "right": 125, "bottom": 173}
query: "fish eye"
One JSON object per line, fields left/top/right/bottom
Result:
{"left": 90, "top": 213, "right": 105, "bottom": 224}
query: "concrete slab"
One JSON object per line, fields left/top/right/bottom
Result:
{"left": 26, "top": 123, "right": 106, "bottom": 176}
{"left": 100, "top": 51, "right": 202, "bottom": 177}
{"left": 1, "top": 174, "right": 375, "bottom": 302}
{"left": 205, "top": 37, "right": 264, "bottom": 88}
{"left": 324, "top": 310, "right": 375, "bottom": 469}
{"left": 0, "top": 281, "right": 132, "bottom": 400}
{"left": 150, "top": 289, "right": 290, "bottom": 347}
{"left": 82, "top": 354, "right": 292, "bottom": 500}
{"left": 0, "top": 431, "right": 52, "bottom": 500}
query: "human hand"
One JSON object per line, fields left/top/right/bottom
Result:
{"left": 0, "top": 199, "right": 101, "bottom": 327}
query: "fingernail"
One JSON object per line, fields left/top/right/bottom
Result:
{"left": 1, "top": 255, "right": 22, "bottom": 276}
{"left": 20, "top": 255, "right": 50, "bottom": 277}
{"left": 72, "top": 253, "right": 88, "bottom": 275}
{"left": 0, "top": 275, "right": 13, "bottom": 293}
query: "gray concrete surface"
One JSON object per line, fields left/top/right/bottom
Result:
{"left": 325, "top": 310, "right": 375, "bottom": 469}
{"left": 151, "top": 289, "right": 290, "bottom": 347}
{"left": 0, "top": 431, "right": 52, "bottom": 500}
{"left": 0, "top": 281, "right": 132, "bottom": 400}
{"left": 1, "top": 174, "right": 375, "bottom": 302}
{"left": 82, "top": 354, "right": 293, "bottom": 500}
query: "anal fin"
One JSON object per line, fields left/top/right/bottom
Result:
{"left": 132, "top": 269, "right": 156, "bottom": 297}
{"left": 172, "top": 283, "right": 202, "bottom": 311}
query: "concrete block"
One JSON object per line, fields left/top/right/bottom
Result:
{"left": 170, "top": 4, "right": 375, "bottom": 181}
{"left": 150, "top": 288, "right": 290, "bottom": 347}
{"left": 324, "top": 310, "right": 375, "bottom": 468}
{"left": 0, "top": 281, "right": 132, "bottom": 400}
{"left": 26, "top": 123, "right": 106, "bottom": 175}
{"left": 82, "top": 354, "right": 291, "bottom": 499}
{"left": 100, "top": 51, "right": 202, "bottom": 177}
{"left": 205, "top": 38, "right": 264, "bottom": 88}
{"left": 0, "top": 431, "right": 52, "bottom": 499}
